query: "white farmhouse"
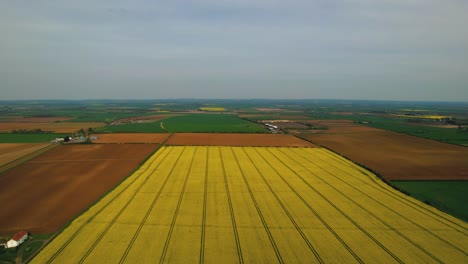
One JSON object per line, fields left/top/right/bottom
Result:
{"left": 5, "top": 231, "right": 28, "bottom": 248}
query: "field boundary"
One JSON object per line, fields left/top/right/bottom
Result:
{"left": 287, "top": 149, "right": 448, "bottom": 262}
{"left": 266, "top": 148, "right": 404, "bottom": 263}
{"left": 242, "top": 148, "right": 324, "bottom": 263}
{"left": 41, "top": 146, "right": 171, "bottom": 263}
{"left": 252, "top": 148, "right": 363, "bottom": 263}
{"left": 294, "top": 134, "right": 468, "bottom": 225}
{"left": 315, "top": 149, "right": 468, "bottom": 231}
{"left": 219, "top": 148, "right": 244, "bottom": 264}
{"left": 0, "top": 144, "right": 56, "bottom": 175}
{"left": 231, "top": 148, "right": 284, "bottom": 264}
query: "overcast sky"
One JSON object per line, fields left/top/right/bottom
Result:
{"left": 1, "top": 0, "right": 467, "bottom": 101}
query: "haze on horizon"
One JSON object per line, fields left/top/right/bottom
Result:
{"left": 1, "top": 0, "right": 467, "bottom": 102}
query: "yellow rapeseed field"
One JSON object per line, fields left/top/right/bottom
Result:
{"left": 199, "top": 107, "right": 226, "bottom": 111}
{"left": 32, "top": 146, "right": 468, "bottom": 263}
{"left": 392, "top": 114, "right": 451, "bottom": 119}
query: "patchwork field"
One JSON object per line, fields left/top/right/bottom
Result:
{"left": 0, "top": 143, "right": 50, "bottom": 166}
{"left": 166, "top": 133, "right": 316, "bottom": 147}
{"left": 0, "top": 143, "right": 55, "bottom": 174}
{"left": 298, "top": 121, "right": 468, "bottom": 180}
{"left": 92, "top": 133, "right": 170, "bottom": 143}
{"left": 0, "top": 144, "right": 157, "bottom": 235}
{"left": 0, "top": 116, "right": 72, "bottom": 122}
{"left": 0, "top": 122, "right": 106, "bottom": 133}
{"left": 100, "top": 114, "right": 266, "bottom": 133}
{"left": 391, "top": 181, "right": 468, "bottom": 222}
{"left": 0, "top": 133, "right": 65, "bottom": 143}
{"left": 304, "top": 120, "right": 381, "bottom": 133}
{"left": 32, "top": 146, "right": 467, "bottom": 263}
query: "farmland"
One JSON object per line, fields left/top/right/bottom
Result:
{"left": 97, "top": 121, "right": 168, "bottom": 133}
{"left": 298, "top": 121, "right": 468, "bottom": 181}
{"left": 32, "top": 146, "right": 467, "bottom": 263}
{"left": 162, "top": 114, "right": 265, "bottom": 133}
{"left": 0, "top": 143, "right": 50, "bottom": 166}
{"left": 0, "top": 144, "right": 157, "bottom": 235}
{"left": 391, "top": 181, "right": 468, "bottom": 222}
{"left": 0, "top": 133, "right": 65, "bottom": 143}
{"left": 167, "top": 133, "right": 315, "bottom": 147}
{"left": 0, "top": 121, "right": 106, "bottom": 133}
{"left": 92, "top": 133, "right": 171, "bottom": 144}
{"left": 0, "top": 143, "right": 55, "bottom": 174}
{"left": 99, "top": 114, "right": 266, "bottom": 133}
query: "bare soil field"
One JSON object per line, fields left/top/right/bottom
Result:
{"left": 270, "top": 122, "right": 309, "bottom": 129}
{"left": 304, "top": 120, "right": 382, "bottom": 133}
{"left": 298, "top": 121, "right": 468, "bottom": 180}
{"left": 407, "top": 123, "right": 459, "bottom": 129}
{"left": 32, "top": 147, "right": 468, "bottom": 263}
{"left": 0, "top": 144, "right": 157, "bottom": 235}
{"left": 166, "top": 133, "right": 316, "bottom": 147}
{"left": 1, "top": 117, "right": 72, "bottom": 123}
{"left": 92, "top": 133, "right": 170, "bottom": 143}
{"left": 0, "top": 143, "right": 50, "bottom": 166}
{"left": 0, "top": 122, "right": 105, "bottom": 133}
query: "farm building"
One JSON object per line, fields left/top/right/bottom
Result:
{"left": 5, "top": 231, "right": 28, "bottom": 248}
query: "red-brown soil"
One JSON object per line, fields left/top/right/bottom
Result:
{"left": 0, "top": 144, "right": 157, "bottom": 235}
{"left": 298, "top": 121, "right": 468, "bottom": 180}
{"left": 270, "top": 122, "right": 309, "bottom": 129}
{"left": 0, "top": 143, "right": 50, "bottom": 166}
{"left": 167, "top": 133, "right": 316, "bottom": 147}
{"left": 0, "top": 122, "right": 106, "bottom": 133}
{"left": 304, "top": 120, "right": 381, "bottom": 133}
{"left": 7, "top": 117, "right": 72, "bottom": 123}
{"left": 92, "top": 133, "right": 170, "bottom": 143}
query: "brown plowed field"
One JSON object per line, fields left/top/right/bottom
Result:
{"left": 0, "top": 144, "right": 157, "bottom": 235}
{"left": 166, "top": 133, "right": 316, "bottom": 147}
{"left": 0, "top": 122, "right": 106, "bottom": 133}
{"left": 272, "top": 122, "right": 309, "bottom": 129}
{"left": 0, "top": 143, "right": 50, "bottom": 166}
{"left": 0, "top": 116, "right": 72, "bottom": 123}
{"left": 304, "top": 120, "right": 381, "bottom": 133}
{"left": 298, "top": 121, "right": 468, "bottom": 180}
{"left": 92, "top": 133, "right": 170, "bottom": 143}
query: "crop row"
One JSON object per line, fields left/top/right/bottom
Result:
{"left": 32, "top": 147, "right": 467, "bottom": 263}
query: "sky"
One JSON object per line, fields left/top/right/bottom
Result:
{"left": 1, "top": 0, "right": 468, "bottom": 101}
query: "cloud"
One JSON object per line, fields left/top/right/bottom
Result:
{"left": 1, "top": 0, "right": 467, "bottom": 100}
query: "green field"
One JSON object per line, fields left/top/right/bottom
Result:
{"left": 364, "top": 117, "right": 468, "bottom": 146}
{"left": 297, "top": 113, "right": 468, "bottom": 146}
{"left": 98, "top": 114, "right": 266, "bottom": 133}
{"left": 0, "top": 246, "right": 17, "bottom": 264}
{"left": 163, "top": 114, "right": 265, "bottom": 133}
{"left": 97, "top": 121, "right": 168, "bottom": 133}
{"left": 390, "top": 181, "right": 468, "bottom": 222}
{"left": 0, "top": 134, "right": 65, "bottom": 143}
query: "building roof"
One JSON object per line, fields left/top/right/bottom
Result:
{"left": 11, "top": 231, "right": 27, "bottom": 241}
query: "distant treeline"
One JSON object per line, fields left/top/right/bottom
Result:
{"left": 11, "top": 129, "right": 53, "bottom": 134}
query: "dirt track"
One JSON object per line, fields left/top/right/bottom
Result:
{"left": 167, "top": 133, "right": 316, "bottom": 147}
{"left": 299, "top": 121, "right": 468, "bottom": 180}
{"left": 0, "top": 144, "right": 157, "bottom": 235}
{"left": 92, "top": 133, "right": 170, "bottom": 143}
